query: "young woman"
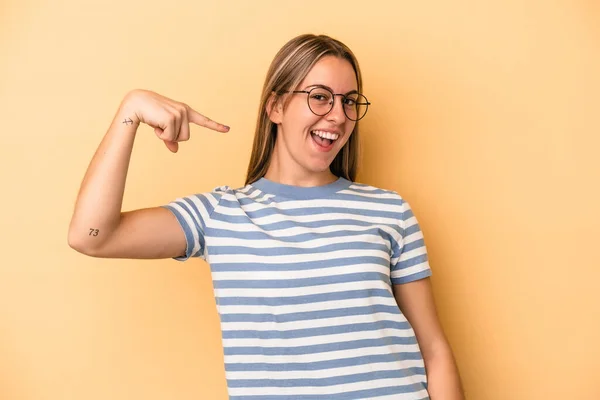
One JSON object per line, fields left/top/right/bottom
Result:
{"left": 68, "top": 34, "right": 464, "bottom": 400}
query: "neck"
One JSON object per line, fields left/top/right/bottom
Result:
{"left": 264, "top": 168, "right": 338, "bottom": 187}
{"left": 265, "top": 141, "right": 338, "bottom": 187}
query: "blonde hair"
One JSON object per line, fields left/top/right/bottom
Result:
{"left": 244, "top": 34, "right": 363, "bottom": 186}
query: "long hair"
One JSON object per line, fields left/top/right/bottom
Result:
{"left": 244, "top": 34, "right": 363, "bottom": 186}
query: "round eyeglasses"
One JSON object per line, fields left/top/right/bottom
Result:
{"left": 285, "top": 87, "right": 371, "bottom": 121}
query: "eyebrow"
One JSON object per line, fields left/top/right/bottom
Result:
{"left": 304, "top": 84, "right": 359, "bottom": 95}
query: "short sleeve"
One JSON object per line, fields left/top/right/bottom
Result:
{"left": 160, "top": 186, "right": 228, "bottom": 261}
{"left": 390, "top": 199, "right": 432, "bottom": 284}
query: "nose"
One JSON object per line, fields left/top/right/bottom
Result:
{"left": 326, "top": 95, "right": 347, "bottom": 124}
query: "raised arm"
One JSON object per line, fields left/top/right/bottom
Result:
{"left": 67, "top": 89, "right": 229, "bottom": 259}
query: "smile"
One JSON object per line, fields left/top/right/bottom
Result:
{"left": 310, "top": 130, "right": 339, "bottom": 151}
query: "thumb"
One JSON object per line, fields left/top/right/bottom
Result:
{"left": 155, "top": 127, "right": 178, "bottom": 153}
{"left": 163, "top": 140, "right": 179, "bottom": 153}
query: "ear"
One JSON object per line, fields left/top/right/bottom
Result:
{"left": 266, "top": 92, "right": 284, "bottom": 124}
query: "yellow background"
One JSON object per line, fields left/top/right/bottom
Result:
{"left": 1, "top": 1, "right": 599, "bottom": 399}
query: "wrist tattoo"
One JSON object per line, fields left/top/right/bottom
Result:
{"left": 122, "top": 118, "right": 134, "bottom": 125}
{"left": 89, "top": 228, "right": 99, "bottom": 236}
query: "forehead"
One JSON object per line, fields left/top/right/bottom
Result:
{"left": 299, "top": 56, "right": 357, "bottom": 92}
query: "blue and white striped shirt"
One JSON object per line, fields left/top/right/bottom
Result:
{"left": 162, "top": 176, "right": 432, "bottom": 399}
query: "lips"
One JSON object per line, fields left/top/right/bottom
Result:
{"left": 310, "top": 131, "right": 336, "bottom": 151}
{"left": 311, "top": 129, "right": 340, "bottom": 141}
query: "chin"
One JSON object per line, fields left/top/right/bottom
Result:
{"left": 307, "top": 162, "right": 333, "bottom": 173}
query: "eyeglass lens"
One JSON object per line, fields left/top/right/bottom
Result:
{"left": 307, "top": 88, "right": 368, "bottom": 121}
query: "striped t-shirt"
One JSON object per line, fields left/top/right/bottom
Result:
{"left": 162, "top": 176, "right": 432, "bottom": 400}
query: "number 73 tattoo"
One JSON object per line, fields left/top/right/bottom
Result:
{"left": 89, "top": 228, "right": 99, "bottom": 236}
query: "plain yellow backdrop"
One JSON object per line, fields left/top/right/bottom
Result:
{"left": 1, "top": 1, "right": 598, "bottom": 399}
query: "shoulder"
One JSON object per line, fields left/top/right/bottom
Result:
{"left": 344, "top": 180, "right": 409, "bottom": 207}
{"left": 344, "top": 180, "right": 418, "bottom": 226}
{"left": 167, "top": 184, "right": 236, "bottom": 210}
{"left": 204, "top": 182, "right": 263, "bottom": 206}
{"left": 174, "top": 182, "right": 261, "bottom": 204}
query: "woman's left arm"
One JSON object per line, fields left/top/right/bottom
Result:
{"left": 392, "top": 277, "right": 465, "bottom": 400}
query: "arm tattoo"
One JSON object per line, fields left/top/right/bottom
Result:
{"left": 122, "top": 118, "right": 133, "bottom": 125}
{"left": 89, "top": 229, "right": 99, "bottom": 236}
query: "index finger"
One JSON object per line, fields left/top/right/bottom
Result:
{"left": 187, "top": 107, "right": 230, "bottom": 133}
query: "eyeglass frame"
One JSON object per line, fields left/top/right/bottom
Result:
{"left": 281, "top": 86, "right": 371, "bottom": 121}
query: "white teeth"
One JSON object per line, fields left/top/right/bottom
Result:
{"left": 312, "top": 130, "right": 339, "bottom": 140}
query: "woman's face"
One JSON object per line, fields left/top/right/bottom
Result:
{"left": 269, "top": 56, "right": 358, "bottom": 176}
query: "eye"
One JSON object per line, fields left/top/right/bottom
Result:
{"left": 310, "top": 94, "right": 332, "bottom": 103}
{"left": 343, "top": 97, "right": 357, "bottom": 106}
{"left": 311, "top": 94, "right": 328, "bottom": 101}
{"left": 309, "top": 89, "right": 333, "bottom": 103}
